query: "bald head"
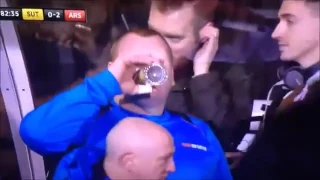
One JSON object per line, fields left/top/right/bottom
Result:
{"left": 106, "top": 117, "right": 172, "bottom": 157}
{"left": 104, "top": 117, "right": 175, "bottom": 180}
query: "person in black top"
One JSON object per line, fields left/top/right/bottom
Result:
{"left": 232, "top": 80, "right": 320, "bottom": 180}
{"left": 147, "top": 0, "right": 280, "bottom": 154}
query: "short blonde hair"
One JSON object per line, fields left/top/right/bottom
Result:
{"left": 151, "top": 0, "right": 216, "bottom": 22}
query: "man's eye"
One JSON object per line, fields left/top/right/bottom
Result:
{"left": 162, "top": 155, "right": 171, "bottom": 161}
{"left": 286, "top": 19, "right": 295, "bottom": 25}
{"left": 168, "top": 37, "right": 181, "bottom": 43}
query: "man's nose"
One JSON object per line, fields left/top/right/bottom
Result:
{"left": 271, "top": 24, "right": 282, "bottom": 40}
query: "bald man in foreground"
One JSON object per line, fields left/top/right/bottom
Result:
{"left": 104, "top": 117, "right": 175, "bottom": 180}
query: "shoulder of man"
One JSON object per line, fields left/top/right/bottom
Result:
{"left": 187, "top": 115, "right": 210, "bottom": 128}
{"left": 169, "top": 111, "right": 213, "bottom": 135}
{"left": 271, "top": 87, "right": 320, "bottom": 143}
{"left": 186, "top": 115, "right": 221, "bottom": 142}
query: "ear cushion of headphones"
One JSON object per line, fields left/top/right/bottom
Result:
{"left": 278, "top": 66, "right": 305, "bottom": 90}
{"left": 277, "top": 66, "right": 286, "bottom": 80}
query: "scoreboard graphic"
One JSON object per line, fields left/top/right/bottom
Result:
{"left": 0, "top": 7, "right": 86, "bottom": 22}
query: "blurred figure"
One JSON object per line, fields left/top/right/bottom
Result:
{"left": 35, "top": 21, "right": 103, "bottom": 70}
{"left": 104, "top": 117, "right": 175, "bottom": 180}
{"left": 212, "top": 4, "right": 280, "bottom": 64}
{"left": 20, "top": 29, "right": 232, "bottom": 180}
{"left": 17, "top": 0, "right": 111, "bottom": 100}
{"left": 35, "top": 0, "right": 110, "bottom": 59}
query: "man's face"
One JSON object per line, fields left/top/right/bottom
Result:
{"left": 272, "top": 1, "right": 320, "bottom": 65}
{"left": 148, "top": 6, "right": 200, "bottom": 68}
{"left": 133, "top": 134, "right": 175, "bottom": 179}
{"left": 117, "top": 34, "right": 174, "bottom": 100}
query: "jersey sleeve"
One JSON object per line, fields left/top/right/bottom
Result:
{"left": 208, "top": 131, "right": 233, "bottom": 180}
{"left": 189, "top": 116, "right": 233, "bottom": 180}
{"left": 19, "top": 70, "right": 122, "bottom": 155}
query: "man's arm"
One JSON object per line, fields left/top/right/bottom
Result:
{"left": 189, "top": 70, "right": 229, "bottom": 127}
{"left": 189, "top": 60, "right": 282, "bottom": 128}
{"left": 190, "top": 62, "right": 253, "bottom": 130}
{"left": 20, "top": 70, "right": 122, "bottom": 155}
{"left": 189, "top": 63, "right": 246, "bottom": 152}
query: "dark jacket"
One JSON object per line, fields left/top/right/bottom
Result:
{"left": 232, "top": 81, "right": 320, "bottom": 180}
{"left": 166, "top": 60, "right": 282, "bottom": 151}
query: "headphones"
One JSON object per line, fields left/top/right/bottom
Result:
{"left": 278, "top": 62, "right": 320, "bottom": 90}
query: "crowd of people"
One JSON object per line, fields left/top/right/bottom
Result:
{"left": 16, "top": 0, "right": 319, "bottom": 179}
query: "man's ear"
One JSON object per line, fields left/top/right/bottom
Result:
{"left": 119, "top": 153, "right": 135, "bottom": 172}
{"left": 108, "top": 61, "right": 113, "bottom": 67}
{"left": 171, "top": 69, "right": 175, "bottom": 86}
{"left": 103, "top": 156, "right": 110, "bottom": 176}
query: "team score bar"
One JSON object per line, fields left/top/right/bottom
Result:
{"left": 0, "top": 7, "right": 86, "bottom": 22}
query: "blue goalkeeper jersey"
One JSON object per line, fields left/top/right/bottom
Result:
{"left": 20, "top": 70, "right": 232, "bottom": 180}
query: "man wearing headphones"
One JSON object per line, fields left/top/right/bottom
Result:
{"left": 251, "top": 0, "right": 320, "bottom": 126}
{"left": 233, "top": 0, "right": 320, "bottom": 165}
{"left": 233, "top": 0, "right": 320, "bottom": 179}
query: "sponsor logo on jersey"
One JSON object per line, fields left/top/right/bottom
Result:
{"left": 182, "top": 143, "right": 207, "bottom": 151}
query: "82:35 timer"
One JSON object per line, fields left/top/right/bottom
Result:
{"left": 0, "top": 8, "right": 21, "bottom": 20}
